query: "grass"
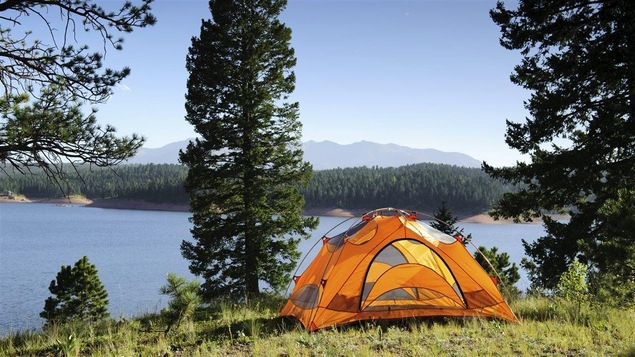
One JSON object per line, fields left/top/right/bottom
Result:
{"left": 1, "top": 296, "right": 634, "bottom": 357}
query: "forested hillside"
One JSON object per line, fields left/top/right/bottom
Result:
{"left": 0, "top": 164, "right": 189, "bottom": 204}
{"left": 0, "top": 163, "right": 513, "bottom": 213}
{"left": 305, "top": 164, "right": 513, "bottom": 212}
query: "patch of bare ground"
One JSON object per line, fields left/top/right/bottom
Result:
{"left": 460, "top": 213, "right": 570, "bottom": 224}
{"left": 86, "top": 198, "right": 189, "bottom": 212}
{"left": 34, "top": 196, "right": 93, "bottom": 205}
{"left": 302, "top": 208, "right": 366, "bottom": 217}
{"left": 0, "top": 197, "right": 571, "bottom": 223}
{"left": 459, "top": 213, "right": 534, "bottom": 224}
{"left": 0, "top": 196, "right": 30, "bottom": 203}
{"left": 0, "top": 195, "right": 91, "bottom": 205}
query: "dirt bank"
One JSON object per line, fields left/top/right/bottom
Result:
{"left": 85, "top": 198, "right": 189, "bottom": 212}
{"left": 2, "top": 196, "right": 565, "bottom": 222}
{"left": 0, "top": 195, "right": 92, "bottom": 205}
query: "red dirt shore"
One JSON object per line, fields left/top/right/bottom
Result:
{"left": 1, "top": 196, "right": 562, "bottom": 222}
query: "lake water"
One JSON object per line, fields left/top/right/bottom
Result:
{"left": 0, "top": 202, "right": 545, "bottom": 336}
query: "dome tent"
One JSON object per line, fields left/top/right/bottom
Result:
{"left": 280, "top": 208, "right": 518, "bottom": 331}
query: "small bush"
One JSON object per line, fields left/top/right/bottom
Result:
{"left": 474, "top": 246, "right": 521, "bottom": 299}
{"left": 554, "top": 259, "right": 589, "bottom": 303}
{"left": 588, "top": 270, "right": 635, "bottom": 308}
{"left": 40, "top": 256, "right": 109, "bottom": 324}
{"left": 159, "top": 273, "right": 201, "bottom": 335}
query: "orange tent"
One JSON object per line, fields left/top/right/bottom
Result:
{"left": 280, "top": 208, "right": 518, "bottom": 331}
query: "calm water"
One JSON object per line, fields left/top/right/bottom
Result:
{"left": 0, "top": 203, "right": 545, "bottom": 335}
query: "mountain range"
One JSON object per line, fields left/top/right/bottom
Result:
{"left": 127, "top": 139, "right": 482, "bottom": 169}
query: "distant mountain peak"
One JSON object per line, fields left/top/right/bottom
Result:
{"left": 127, "top": 139, "right": 481, "bottom": 169}
{"left": 301, "top": 141, "right": 481, "bottom": 169}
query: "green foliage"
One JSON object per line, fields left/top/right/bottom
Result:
{"left": 0, "top": 0, "right": 155, "bottom": 185}
{"left": 512, "top": 295, "right": 612, "bottom": 328}
{"left": 305, "top": 164, "right": 513, "bottom": 213}
{"left": 474, "top": 246, "right": 521, "bottom": 299}
{"left": 40, "top": 256, "right": 109, "bottom": 324}
{"left": 553, "top": 260, "right": 590, "bottom": 323}
{"left": 585, "top": 188, "right": 635, "bottom": 307}
{"left": 429, "top": 201, "right": 458, "bottom": 235}
{"left": 485, "top": 1, "right": 635, "bottom": 293}
{"left": 53, "top": 333, "right": 81, "bottom": 357}
{"left": 0, "top": 164, "right": 189, "bottom": 203}
{"left": 3, "top": 296, "right": 635, "bottom": 356}
{"left": 588, "top": 270, "right": 635, "bottom": 309}
{"left": 0, "top": 162, "right": 513, "bottom": 214}
{"left": 554, "top": 260, "right": 589, "bottom": 303}
{"left": 180, "top": 0, "right": 318, "bottom": 300}
{"left": 0, "top": 88, "right": 144, "bottom": 184}
{"left": 429, "top": 200, "right": 472, "bottom": 244}
{"left": 159, "top": 273, "right": 201, "bottom": 335}
{"left": 0, "top": 0, "right": 155, "bottom": 103}
{"left": 519, "top": 217, "right": 575, "bottom": 292}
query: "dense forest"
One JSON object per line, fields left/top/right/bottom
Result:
{"left": 0, "top": 163, "right": 514, "bottom": 213}
{"left": 0, "top": 164, "right": 189, "bottom": 204}
{"left": 304, "top": 164, "right": 514, "bottom": 212}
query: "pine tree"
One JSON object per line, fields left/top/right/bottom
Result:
{"left": 430, "top": 201, "right": 470, "bottom": 243}
{"left": 0, "top": 1, "right": 155, "bottom": 184}
{"left": 585, "top": 189, "right": 635, "bottom": 306}
{"left": 430, "top": 201, "right": 459, "bottom": 235}
{"left": 159, "top": 273, "right": 201, "bottom": 335}
{"left": 179, "top": 0, "right": 318, "bottom": 300}
{"left": 430, "top": 202, "right": 519, "bottom": 297}
{"left": 40, "top": 256, "right": 109, "bottom": 324}
{"left": 485, "top": 0, "right": 635, "bottom": 291}
{"left": 474, "top": 246, "right": 521, "bottom": 299}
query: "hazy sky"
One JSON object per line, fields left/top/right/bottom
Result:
{"left": 92, "top": 0, "right": 528, "bottom": 167}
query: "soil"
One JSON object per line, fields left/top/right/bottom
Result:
{"left": 0, "top": 195, "right": 568, "bottom": 222}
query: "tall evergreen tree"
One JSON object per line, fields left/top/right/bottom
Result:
{"left": 40, "top": 256, "right": 109, "bottom": 324}
{"left": 485, "top": 0, "right": 635, "bottom": 291}
{"left": 179, "top": 0, "right": 318, "bottom": 300}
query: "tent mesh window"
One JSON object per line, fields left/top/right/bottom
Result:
{"left": 290, "top": 284, "right": 320, "bottom": 309}
{"left": 326, "top": 220, "right": 368, "bottom": 252}
{"left": 361, "top": 239, "right": 466, "bottom": 311}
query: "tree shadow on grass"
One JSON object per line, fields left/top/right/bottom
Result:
{"left": 620, "top": 345, "right": 635, "bottom": 357}
{"left": 203, "top": 316, "right": 303, "bottom": 341}
{"left": 200, "top": 313, "right": 497, "bottom": 341}
{"left": 328, "top": 316, "right": 492, "bottom": 334}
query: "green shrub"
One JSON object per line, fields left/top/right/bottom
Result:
{"left": 159, "top": 273, "right": 201, "bottom": 335}
{"left": 588, "top": 270, "right": 635, "bottom": 308}
{"left": 40, "top": 256, "right": 109, "bottom": 324}
{"left": 474, "top": 246, "right": 521, "bottom": 299}
{"left": 554, "top": 259, "right": 589, "bottom": 303}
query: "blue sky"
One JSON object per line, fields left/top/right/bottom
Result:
{"left": 93, "top": 0, "right": 527, "bottom": 166}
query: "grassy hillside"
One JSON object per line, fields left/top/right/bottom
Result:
{"left": 2, "top": 296, "right": 633, "bottom": 356}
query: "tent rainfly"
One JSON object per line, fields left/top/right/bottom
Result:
{"left": 280, "top": 208, "right": 519, "bottom": 331}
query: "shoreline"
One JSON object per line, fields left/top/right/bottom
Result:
{"left": 0, "top": 196, "right": 557, "bottom": 224}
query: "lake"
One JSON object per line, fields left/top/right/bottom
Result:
{"left": 0, "top": 202, "right": 545, "bottom": 336}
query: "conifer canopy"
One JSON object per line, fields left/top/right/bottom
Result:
{"left": 485, "top": 0, "right": 635, "bottom": 295}
{"left": 180, "top": 0, "right": 318, "bottom": 300}
{"left": 0, "top": 1, "right": 155, "bottom": 185}
{"left": 41, "top": 256, "right": 109, "bottom": 324}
